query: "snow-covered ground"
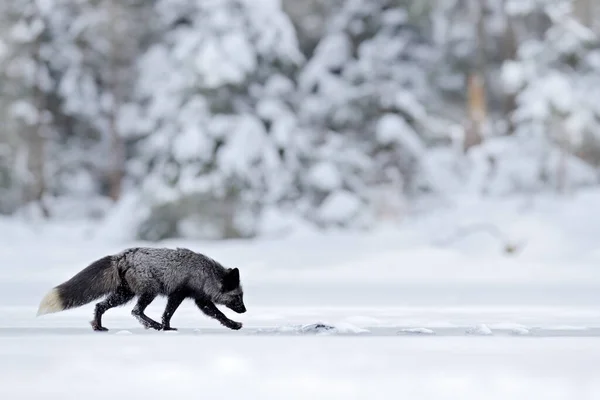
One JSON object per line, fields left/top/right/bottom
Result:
{"left": 2, "top": 190, "right": 600, "bottom": 399}
{"left": 3, "top": 335, "right": 600, "bottom": 400}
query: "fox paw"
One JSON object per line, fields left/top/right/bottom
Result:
{"left": 161, "top": 326, "right": 178, "bottom": 331}
{"left": 90, "top": 321, "right": 108, "bottom": 332}
{"left": 225, "top": 321, "right": 242, "bottom": 330}
{"left": 143, "top": 321, "right": 162, "bottom": 331}
{"left": 133, "top": 313, "right": 162, "bottom": 331}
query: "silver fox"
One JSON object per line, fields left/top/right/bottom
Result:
{"left": 36, "top": 247, "right": 247, "bottom": 332}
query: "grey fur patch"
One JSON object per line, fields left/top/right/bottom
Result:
{"left": 117, "top": 248, "right": 216, "bottom": 292}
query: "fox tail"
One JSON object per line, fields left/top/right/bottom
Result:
{"left": 37, "top": 256, "right": 119, "bottom": 316}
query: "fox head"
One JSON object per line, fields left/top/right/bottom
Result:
{"left": 219, "top": 267, "right": 246, "bottom": 314}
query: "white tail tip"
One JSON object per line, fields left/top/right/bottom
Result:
{"left": 37, "top": 288, "right": 63, "bottom": 316}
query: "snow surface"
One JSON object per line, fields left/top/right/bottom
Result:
{"left": 2, "top": 190, "right": 600, "bottom": 398}
{"left": 398, "top": 327, "right": 435, "bottom": 335}
{"left": 2, "top": 334, "right": 600, "bottom": 400}
{"left": 465, "top": 324, "right": 493, "bottom": 336}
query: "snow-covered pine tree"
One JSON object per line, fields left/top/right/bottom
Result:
{"left": 497, "top": 0, "right": 600, "bottom": 194}
{"left": 49, "top": 0, "right": 154, "bottom": 207}
{"left": 0, "top": 6, "right": 21, "bottom": 214}
{"left": 124, "top": 0, "right": 304, "bottom": 240}
{"left": 0, "top": 0, "right": 155, "bottom": 219}
{"left": 0, "top": 0, "right": 57, "bottom": 216}
{"left": 296, "top": 0, "right": 450, "bottom": 226}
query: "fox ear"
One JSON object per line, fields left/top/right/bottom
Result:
{"left": 222, "top": 268, "right": 240, "bottom": 291}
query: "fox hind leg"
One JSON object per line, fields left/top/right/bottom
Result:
{"left": 91, "top": 286, "right": 134, "bottom": 332}
{"left": 131, "top": 292, "right": 161, "bottom": 330}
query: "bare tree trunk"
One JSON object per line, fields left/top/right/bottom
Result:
{"left": 24, "top": 125, "right": 49, "bottom": 217}
{"left": 107, "top": 99, "right": 124, "bottom": 202}
{"left": 553, "top": 114, "right": 569, "bottom": 195}
{"left": 24, "top": 5, "right": 49, "bottom": 217}
{"left": 464, "top": 0, "right": 488, "bottom": 152}
{"left": 557, "top": 145, "right": 567, "bottom": 194}
{"left": 465, "top": 74, "right": 485, "bottom": 151}
{"left": 107, "top": 0, "right": 124, "bottom": 202}
{"left": 573, "top": 0, "right": 593, "bottom": 30}
{"left": 501, "top": 0, "right": 518, "bottom": 136}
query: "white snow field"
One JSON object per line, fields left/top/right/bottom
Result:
{"left": 2, "top": 191, "right": 600, "bottom": 399}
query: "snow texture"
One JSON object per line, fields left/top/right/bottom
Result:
{"left": 398, "top": 328, "right": 436, "bottom": 335}
{"left": 510, "top": 327, "right": 531, "bottom": 336}
{"left": 465, "top": 324, "right": 494, "bottom": 336}
{"left": 255, "top": 322, "right": 369, "bottom": 335}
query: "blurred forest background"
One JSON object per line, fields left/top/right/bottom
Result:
{"left": 1, "top": 0, "right": 600, "bottom": 241}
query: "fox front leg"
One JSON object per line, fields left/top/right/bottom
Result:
{"left": 160, "top": 292, "right": 186, "bottom": 331}
{"left": 194, "top": 299, "right": 242, "bottom": 330}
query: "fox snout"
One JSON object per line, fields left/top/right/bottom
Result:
{"left": 232, "top": 304, "right": 246, "bottom": 314}
{"left": 228, "top": 302, "right": 246, "bottom": 314}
